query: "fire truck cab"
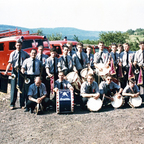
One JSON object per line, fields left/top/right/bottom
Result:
{"left": 0, "top": 29, "right": 50, "bottom": 73}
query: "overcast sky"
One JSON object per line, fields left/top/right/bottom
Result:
{"left": 0, "top": 0, "right": 144, "bottom": 31}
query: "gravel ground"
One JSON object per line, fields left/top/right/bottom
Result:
{"left": 0, "top": 91, "right": 144, "bottom": 144}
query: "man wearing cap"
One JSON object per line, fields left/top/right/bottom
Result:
{"left": 4, "top": 39, "right": 29, "bottom": 110}
{"left": 21, "top": 49, "right": 42, "bottom": 104}
{"left": 25, "top": 76, "right": 51, "bottom": 113}
{"left": 122, "top": 78, "right": 140, "bottom": 106}
{"left": 58, "top": 44, "right": 73, "bottom": 76}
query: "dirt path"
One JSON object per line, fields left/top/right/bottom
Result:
{"left": 0, "top": 93, "right": 144, "bottom": 144}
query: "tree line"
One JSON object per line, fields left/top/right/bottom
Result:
{"left": 34, "top": 29, "right": 144, "bottom": 51}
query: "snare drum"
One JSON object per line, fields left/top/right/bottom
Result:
{"left": 87, "top": 97, "right": 103, "bottom": 111}
{"left": 66, "top": 72, "right": 82, "bottom": 91}
{"left": 129, "top": 96, "right": 142, "bottom": 108}
{"left": 56, "top": 89, "right": 74, "bottom": 114}
{"left": 95, "top": 63, "right": 111, "bottom": 80}
{"left": 80, "top": 68, "right": 93, "bottom": 82}
{"left": 111, "top": 94, "right": 124, "bottom": 108}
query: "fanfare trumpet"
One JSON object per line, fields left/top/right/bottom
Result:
{"left": 25, "top": 77, "right": 30, "bottom": 84}
{"left": 9, "top": 74, "right": 16, "bottom": 80}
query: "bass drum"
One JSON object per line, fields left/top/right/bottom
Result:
{"left": 66, "top": 72, "right": 82, "bottom": 91}
{"left": 80, "top": 68, "right": 93, "bottom": 82}
{"left": 87, "top": 97, "right": 102, "bottom": 111}
{"left": 129, "top": 96, "right": 142, "bottom": 108}
{"left": 56, "top": 89, "right": 74, "bottom": 114}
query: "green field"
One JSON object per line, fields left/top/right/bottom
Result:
{"left": 127, "top": 35, "right": 144, "bottom": 42}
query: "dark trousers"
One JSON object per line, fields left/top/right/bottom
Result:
{"left": 10, "top": 68, "right": 24, "bottom": 107}
{"left": 23, "top": 75, "right": 36, "bottom": 104}
{"left": 81, "top": 97, "right": 89, "bottom": 109}
{"left": 121, "top": 67, "right": 129, "bottom": 89}
{"left": 26, "top": 97, "right": 51, "bottom": 110}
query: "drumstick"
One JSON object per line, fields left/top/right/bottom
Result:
{"left": 81, "top": 93, "right": 98, "bottom": 98}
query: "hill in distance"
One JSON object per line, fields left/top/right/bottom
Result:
{"left": 0, "top": 24, "right": 104, "bottom": 40}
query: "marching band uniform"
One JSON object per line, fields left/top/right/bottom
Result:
{"left": 45, "top": 56, "right": 58, "bottom": 80}
{"left": 122, "top": 83, "right": 140, "bottom": 104}
{"left": 94, "top": 51, "right": 109, "bottom": 65}
{"left": 68, "top": 49, "right": 76, "bottom": 57}
{"left": 73, "top": 51, "right": 89, "bottom": 76}
{"left": 94, "top": 51, "right": 109, "bottom": 83}
{"left": 26, "top": 82, "right": 51, "bottom": 112}
{"left": 110, "top": 51, "right": 119, "bottom": 67}
{"left": 9, "top": 49, "right": 29, "bottom": 108}
{"left": 45, "top": 56, "right": 58, "bottom": 98}
{"left": 80, "top": 81, "right": 99, "bottom": 109}
{"left": 87, "top": 53, "right": 94, "bottom": 69}
{"left": 54, "top": 79, "right": 72, "bottom": 89}
{"left": 36, "top": 53, "right": 49, "bottom": 96}
{"left": 58, "top": 55, "right": 73, "bottom": 76}
{"left": 121, "top": 50, "right": 135, "bottom": 88}
{"left": 99, "top": 81, "right": 120, "bottom": 106}
{"left": 22, "top": 57, "right": 42, "bottom": 101}
{"left": 134, "top": 49, "right": 144, "bottom": 84}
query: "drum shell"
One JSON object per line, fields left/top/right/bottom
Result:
{"left": 56, "top": 89, "right": 74, "bottom": 114}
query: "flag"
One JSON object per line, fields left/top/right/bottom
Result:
{"left": 128, "top": 63, "right": 135, "bottom": 79}
{"left": 110, "top": 58, "right": 116, "bottom": 75}
{"left": 137, "top": 68, "right": 143, "bottom": 86}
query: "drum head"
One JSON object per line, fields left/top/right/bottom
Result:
{"left": 111, "top": 95, "right": 123, "bottom": 108}
{"left": 87, "top": 98, "right": 102, "bottom": 111}
{"left": 80, "top": 68, "right": 93, "bottom": 78}
{"left": 66, "top": 72, "right": 76, "bottom": 83}
{"left": 129, "top": 96, "right": 142, "bottom": 107}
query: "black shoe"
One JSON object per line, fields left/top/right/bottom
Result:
{"left": 31, "top": 109, "right": 34, "bottom": 113}
{"left": 24, "top": 108, "right": 29, "bottom": 112}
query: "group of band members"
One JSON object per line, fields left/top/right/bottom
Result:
{"left": 4, "top": 39, "right": 144, "bottom": 113}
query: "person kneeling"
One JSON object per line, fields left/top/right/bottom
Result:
{"left": 80, "top": 74, "right": 100, "bottom": 110}
{"left": 99, "top": 75, "right": 123, "bottom": 107}
{"left": 25, "top": 76, "right": 51, "bottom": 113}
{"left": 122, "top": 78, "right": 141, "bottom": 107}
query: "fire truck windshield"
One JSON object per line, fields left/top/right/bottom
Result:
{"left": 22, "top": 39, "right": 48, "bottom": 49}
{"left": 22, "top": 40, "right": 34, "bottom": 49}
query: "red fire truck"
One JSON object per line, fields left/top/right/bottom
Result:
{"left": 0, "top": 29, "right": 50, "bottom": 74}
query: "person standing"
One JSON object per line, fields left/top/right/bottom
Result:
{"left": 58, "top": 44, "right": 73, "bottom": 76}
{"left": 4, "top": 39, "right": 29, "bottom": 110}
{"left": 36, "top": 45, "right": 48, "bottom": 96}
{"left": 121, "top": 43, "right": 135, "bottom": 88}
{"left": 45, "top": 48, "right": 58, "bottom": 98}
{"left": 21, "top": 49, "right": 42, "bottom": 103}
{"left": 67, "top": 42, "right": 76, "bottom": 57}
{"left": 73, "top": 42, "right": 90, "bottom": 76}
{"left": 94, "top": 41, "right": 110, "bottom": 84}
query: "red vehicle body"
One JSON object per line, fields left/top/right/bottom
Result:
{"left": 0, "top": 29, "right": 110, "bottom": 74}
{"left": 0, "top": 29, "right": 50, "bottom": 74}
